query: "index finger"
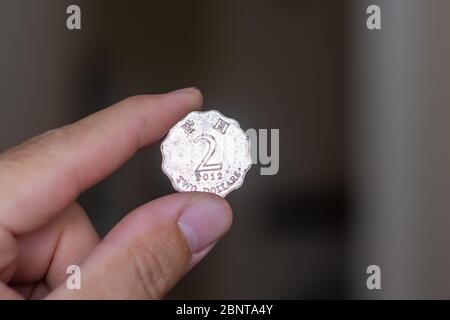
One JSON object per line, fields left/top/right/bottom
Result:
{"left": 0, "top": 88, "right": 202, "bottom": 234}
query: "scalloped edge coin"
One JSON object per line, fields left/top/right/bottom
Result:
{"left": 161, "top": 110, "right": 252, "bottom": 197}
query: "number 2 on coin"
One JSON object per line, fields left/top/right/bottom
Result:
{"left": 194, "top": 134, "right": 223, "bottom": 172}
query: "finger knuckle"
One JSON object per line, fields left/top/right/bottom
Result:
{"left": 22, "top": 128, "right": 69, "bottom": 157}
{"left": 0, "top": 127, "right": 69, "bottom": 174}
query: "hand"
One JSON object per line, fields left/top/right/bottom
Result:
{"left": 0, "top": 88, "right": 233, "bottom": 299}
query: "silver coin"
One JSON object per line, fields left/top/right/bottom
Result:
{"left": 161, "top": 110, "right": 252, "bottom": 197}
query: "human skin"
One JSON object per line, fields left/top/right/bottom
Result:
{"left": 0, "top": 87, "right": 232, "bottom": 299}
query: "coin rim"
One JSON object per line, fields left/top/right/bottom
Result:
{"left": 160, "top": 109, "right": 252, "bottom": 197}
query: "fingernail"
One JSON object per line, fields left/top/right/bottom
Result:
{"left": 168, "top": 87, "right": 202, "bottom": 108}
{"left": 169, "top": 87, "right": 197, "bottom": 95}
{"left": 178, "top": 195, "right": 232, "bottom": 254}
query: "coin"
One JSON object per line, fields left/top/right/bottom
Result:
{"left": 161, "top": 110, "right": 252, "bottom": 197}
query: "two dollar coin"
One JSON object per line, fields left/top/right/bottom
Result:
{"left": 161, "top": 110, "right": 252, "bottom": 197}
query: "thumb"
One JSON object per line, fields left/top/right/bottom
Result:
{"left": 46, "top": 193, "right": 232, "bottom": 299}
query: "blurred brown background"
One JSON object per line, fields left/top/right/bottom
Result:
{"left": 2, "top": 0, "right": 449, "bottom": 299}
